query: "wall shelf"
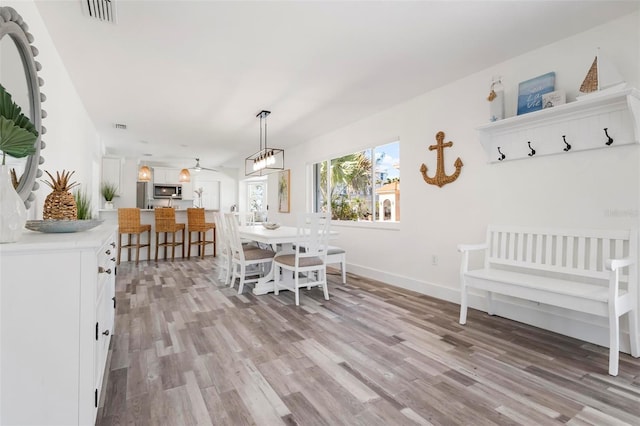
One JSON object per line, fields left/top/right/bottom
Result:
{"left": 477, "top": 87, "right": 640, "bottom": 163}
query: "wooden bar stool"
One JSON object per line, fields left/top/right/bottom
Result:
{"left": 154, "top": 207, "right": 185, "bottom": 261}
{"left": 187, "top": 208, "right": 216, "bottom": 259}
{"left": 117, "top": 208, "right": 151, "bottom": 265}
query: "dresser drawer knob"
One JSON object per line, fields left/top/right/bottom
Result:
{"left": 98, "top": 267, "right": 112, "bottom": 274}
{"left": 102, "top": 330, "right": 110, "bottom": 336}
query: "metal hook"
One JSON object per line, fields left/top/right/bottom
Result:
{"left": 562, "top": 135, "right": 571, "bottom": 152}
{"left": 604, "top": 128, "right": 613, "bottom": 145}
{"left": 497, "top": 147, "right": 505, "bottom": 161}
{"left": 527, "top": 141, "right": 536, "bottom": 157}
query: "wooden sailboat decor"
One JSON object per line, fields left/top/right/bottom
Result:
{"left": 579, "top": 48, "right": 626, "bottom": 96}
{"left": 580, "top": 57, "right": 598, "bottom": 93}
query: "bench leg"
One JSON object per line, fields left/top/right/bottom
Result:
{"left": 487, "top": 292, "right": 495, "bottom": 316}
{"left": 609, "top": 307, "right": 620, "bottom": 376}
{"left": 459, "top": 280, "right": 468, "bottom": 325}
{"left": 629, "top": 308, "right": 640, "bottom": 358}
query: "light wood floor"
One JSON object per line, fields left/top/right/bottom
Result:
{"left": 96, "top": 258, "right": 640, "bottom": 425}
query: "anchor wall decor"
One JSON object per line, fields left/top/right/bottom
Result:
{"left": 419, "top": 131, "right": 463, "bottom": 187}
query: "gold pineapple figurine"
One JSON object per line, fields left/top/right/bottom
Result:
{"left": 42, "top": 170, "right": 79, "bottom": 220}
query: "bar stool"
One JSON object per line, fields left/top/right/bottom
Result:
{"left": 187, "top": 208, "right": 216, "bottom": 259}
{"left": 154, "top": 207, "right": 185, "bottom": 261}
{"left": 117, "top": 208, "right": 151, "bottom": 265}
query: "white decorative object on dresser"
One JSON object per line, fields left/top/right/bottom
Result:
{"left": 477, "top": 87, "right": 639, "bottom": 162}
{"left": 0, "top": 225, "right": 117, "bottom": 425}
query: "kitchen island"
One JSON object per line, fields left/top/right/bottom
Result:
{"left": 99, "top": 208, "right": 219, "bottom": 261}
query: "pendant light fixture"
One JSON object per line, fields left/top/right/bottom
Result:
{"left": 178, "top": 168, "right": 191, "bottom": 183}
{"left": 138, "top": 164, "right": 151, "bottom": 182}
{"left": 245, "top": 110, "right": 284, "bottom": 176}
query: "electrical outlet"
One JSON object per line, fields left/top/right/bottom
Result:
{"left": 431, "top": 255, "right": 438, "bottom": 266}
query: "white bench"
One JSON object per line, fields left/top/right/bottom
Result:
{"left": 458, "top": 226, "right": 640, "bottom": 376}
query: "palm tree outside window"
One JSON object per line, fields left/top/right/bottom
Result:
{"left": 313, "top": 140, "right": 400, "bottom": 222}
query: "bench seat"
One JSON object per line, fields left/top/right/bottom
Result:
{"left": 459, "top": 226, "right": 640, "bottom": 376}
{"left": 465, "top": 269, "right": 620, "bottom": 314}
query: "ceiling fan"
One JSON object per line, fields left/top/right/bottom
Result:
{"left": 188, "top": 158, "right": 218, "bottom": 172}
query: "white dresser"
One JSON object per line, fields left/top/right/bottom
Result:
{"left": 0, "top": 225, "right": 117, "bottom": 425}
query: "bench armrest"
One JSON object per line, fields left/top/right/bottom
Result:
{"left": 606, "top": 257, "right": 635, "bottom": 271}
{"left": 458, "top": 243, "right": 488, "bottom": 253}
{"left": 458, "top": 243, "right": 488, "bottom": 273}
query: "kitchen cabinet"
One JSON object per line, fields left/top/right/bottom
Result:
{"left": 193, "top": 178, "right": 221, "bottom": 209}
{"left": 0, "top": 225, "right": 117, "bottom": 425}
{"left": 102, "top": 157, "right": 123, "bottom": 195}
{"left": 182, "top": 179, "right": 194, "bottom": 200}
{"left": 153, "top": 167, "right": 181, "bottom": 184}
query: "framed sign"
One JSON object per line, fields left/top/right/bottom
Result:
{"left": 542, "top": 90, "right": 566, "bottom": 109}
{"left": 517, "top": 72, "right": 555, "bottom": 115}
{"left": 278, "top": 169, "right": 290, "bottom": 213}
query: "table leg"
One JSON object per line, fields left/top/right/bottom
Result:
{"left": 251, "top": 243, "right": 294, "bottom": 295}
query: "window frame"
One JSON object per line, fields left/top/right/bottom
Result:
{"left": 311, "top": 139, "right": 400, "bottom": 229}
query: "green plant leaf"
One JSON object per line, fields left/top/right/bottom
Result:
{"left": 74, "top": 188, "right": 93, "bottom": 220}
{"left": 0, "top": 116, "right": 37, "bottom": 158}
{"left": 100, "top": 181, "right": 119, "bottom": 201}
{"left": 0, "top": 84, "right": 38, "bottom": 136}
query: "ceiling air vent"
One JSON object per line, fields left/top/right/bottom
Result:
{"left": 82, "top": 0, "right": 117, "bottom": 24}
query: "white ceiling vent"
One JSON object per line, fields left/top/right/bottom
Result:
{"left": 81, "top": 0, "right": 117, "bottom": 24}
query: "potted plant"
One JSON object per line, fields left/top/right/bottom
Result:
{"left": 73, "top": 188, "right": 92, "bottom": 220}
{"left": 0, "top": 84, "right": 38, "bottom": 243}
{"left": 100, "top": 181, "right": 118, "bottom": 209}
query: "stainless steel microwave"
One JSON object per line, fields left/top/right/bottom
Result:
{"left": 153, "top": 184, "right": 182, "bottom": 199}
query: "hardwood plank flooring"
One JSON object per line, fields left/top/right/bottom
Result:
{"left": 96, "top": 258, "right": 640, "bottom": 425}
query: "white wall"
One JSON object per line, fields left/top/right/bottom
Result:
{"left": 3, "top": 0, "right": 102, "bottom": 219}
{"left": 267, "top": 11, "right": 640, "bottom": 349}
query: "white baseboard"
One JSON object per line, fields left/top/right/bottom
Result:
{"left": 346, "top": 263, "right": 460, "bottom": 304}
{"left": 346, "top": 262, "right": 634, "bottom": 355}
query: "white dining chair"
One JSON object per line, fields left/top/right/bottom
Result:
{"left": 326, "top": 246, "right": 346, "bottom": 284}
{"left": 273, "top": 213, "right": 330, "bottom": 305}
{"left": 235, "top": 211, "right": 255, "bottom": 226}
{"left": 234, "top": 211, "right": 263, "bottom": 248}
{"left": 296, "top": 244, "right": 346, "bottom": 284}
{"left": 215, "top": 211, "right": 232, "bottom": 285}
{"left": 225, "top": 213, "right": 275, "bottom": 294}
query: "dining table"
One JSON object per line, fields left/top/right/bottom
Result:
{"left": 237, "top": 224, "right": 336, "bottom": 295}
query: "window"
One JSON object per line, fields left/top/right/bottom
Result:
{"left": 247, "top": 181, "right": 267, "bottom": 222}
{"left": 313, "top": 140, "right": 400, "bottom": 222}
